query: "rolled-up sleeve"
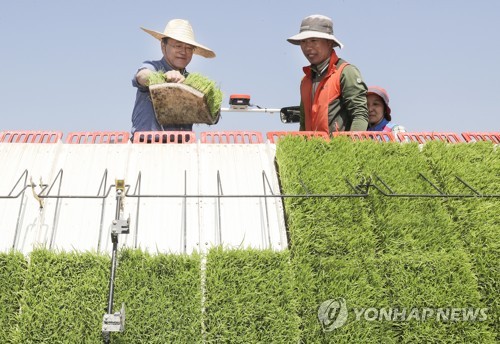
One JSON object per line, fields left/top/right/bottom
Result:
{"left": 132, "top": 63, "right": 156, "bottom": 92}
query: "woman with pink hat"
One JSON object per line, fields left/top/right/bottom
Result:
{"left": 367, "top": 86, "right": 405, "bottom": 134}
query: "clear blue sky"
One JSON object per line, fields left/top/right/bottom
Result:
{"left": 1, "top": 0, "right": 499, "bottom": 136}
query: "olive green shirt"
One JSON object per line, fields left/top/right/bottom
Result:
{"left": 300, "top": 57, "right": 368, "bottom": 132}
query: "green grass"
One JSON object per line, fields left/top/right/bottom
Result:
{"left": 422, "top": 141, "right": 500, "bottom": 339}
{"left": 276, "top": 137, "right": 394, "bottom": 342}
{"left": 380, "top": 251, "right": 494, "bottom": 343}
{"left": 112, "top": 249, "right": 202, "bottom": 344}
{"left": 183, "top": 73, "right": 223, "bottom": 118}
{"left": 0, "top": 251, "right": 26, "bottom": 344}
{"left": 204, "top": 247, "right": 300, "bottom": 343}
{"left": 147, "top": 70, "right": 168, "bottom": 85}
{"left": 13, "top": 249, "right": 109, "bottom": 344}
{"left": 275, "top": 137, "right": 498, "bottom": 342}
{"left": 276, "top": 137, "right": 377, "bottom": 261}
{"left": 295, "top": 256, "right": 396, "bottom": 343}
{"left": 344, "top": 140, "right": 463, "bottom": 254}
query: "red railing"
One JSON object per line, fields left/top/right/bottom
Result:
{"left": 3, "top": 130, "right": 497, "bottom": 145}
{"left": 133, "top": 131, "right": 196, "bottom": 144}
{"left": 461, "top": 132, "right": 500, "bottom": 143}
{"left": 332, "top": 131, "right": 396, "bottom": 142}
{"left": 201, "top": 131, "right": 263, "bottom": 144}
{"left": 0, "top": 130, "right": 62, "bottom": 143}
{"left": 266, "top": 131, "right": 330, "bottom": 143}
{"left": 66, "top": 131, "right": 130, "bottom": 144}
{"left": 397, "top": 132, "right": 463, "bottom": 143}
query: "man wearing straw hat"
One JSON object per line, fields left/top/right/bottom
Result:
{"left": 131, "top": 19, "right": 215, "bottom": 135}
{"left": 288, "top": 14, "right": 368, "bottom": 133}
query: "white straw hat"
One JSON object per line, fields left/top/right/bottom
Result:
{"left": 141, "top": 19, "right": 215, "bottom": 58}
{"left": 287, "top": 14, "right": 344, "bottom": 49}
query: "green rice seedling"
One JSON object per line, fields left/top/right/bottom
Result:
{"left": 112, "top": 249, "right": 202, "bottom": 344}
{"left": 295, "top": 256, "right": 396, "bottom": 343}
{"left": 275, "top": 137, "right": 377, "bottom": 261}
{"left": 147, "top": 71, "right": 223, "bottom": 119}
{"left": 275, "top": 138, "right": 497, "bottom": 341}
{"left": 349, "top": 140, "right": 463, "bottom": 255}
{"left": 340, "top": 141, "right": 495, "bottom": 340}
{"left": 13, "top": 249, "right": 109, "bottom": 344}
{"left": 423, "top": 141, "right": 500, "bottom": 339}
{"left": 276, "top": 137, "right": 390, "bottom": 342}
{"left": 183, "top": 73, "right": 223, "bottom": 119}
{"left": 379, "top": 251, "right": 495, "bottom": 343}
{"left": 0, "top": 251, "right": 26, "bottom": 343}
{"left": 147, "top": 70, "right": 167, "bottom": 85}
{"left": 204, "top": 247, "right": 300, "bottom": 343}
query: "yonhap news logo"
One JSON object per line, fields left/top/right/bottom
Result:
{"left": 317, "top": 298, "right": 348, "bottom": 331}
{"left": 318, "top": 297, "right": 488, "bottom": 332}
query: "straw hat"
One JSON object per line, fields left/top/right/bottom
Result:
{"left": 141, "top": 19, "right": 215, "bottom": 58}
{"left": 287, "top": 14, "right": 344, "bottom": 49}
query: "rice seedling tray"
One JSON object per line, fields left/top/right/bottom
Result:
{"left": 149, "top": 83, "right": 218, "bottom": 125}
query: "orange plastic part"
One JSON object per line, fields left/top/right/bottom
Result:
{"left": 65, "top": 131, "right": 130, "bottom": 144}
{"left": 397, "top": 132, "right": 462, "bottom": 143}
{"left": 132, "top": 131, "right": 196, "bottom": 144}
{"left": 0, "top": 130, "right": 62, "bottom": 143}
{"left": 332, "top": 131, "right": 396, "bottom": 142}
{"left": 266, "top": 131, "right": 330, "bottom": 143}
{"left": 201, "top": 131, "right": 263, "bottom": 144}
{"left": 461, "top": 132, "right": 500, "bottom": 143}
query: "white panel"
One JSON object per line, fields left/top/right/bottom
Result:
{"left": 0, "top": 143, "right": 63, "bottom": 253}
{"left": 198, "top": 143, "right": 287, "bottom": 252}
{"left": 123, "top": 143, "right": 200, "bottom": 254}
{"left": 0, "top": 141, "right": 287, "bottom": 255}
{"left": 47, "top": 144, "right": 131, "bottom": 253}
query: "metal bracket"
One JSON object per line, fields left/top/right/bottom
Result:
{"left": 29, "top": 177, "right": 45, "bottom": 209}
{"left": 111, "top": 218, "right": 130, "bottom": 235}
{"left": 102, "top": 303, "right": 126, "bottom": 333}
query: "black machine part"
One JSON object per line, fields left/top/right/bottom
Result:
{"left": 280, "top": 106, "right": 301, "bottom": 123}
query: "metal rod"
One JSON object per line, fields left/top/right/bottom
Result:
{"left": 374, "top": 174, "right": 395, "bottom": 194}
{"left": 262, "top": 170, "right": 276, "bottom": 195}
{"left": 124, "top": 193, "right": 368, "bottom": 198}
{"left": 97, "top": 170, "right": 109, "bottom": 252}
{"left": 133, "top": 172, "right": 142, "bottom": 249}
{"left": 345, "top": 177, "right": 369, "bottom": 195}
{"left": 49, "top": 169, "right": 64, "bottom": 249}
{"left": 418, "top": 172, "right": 445, "bottom": 195}
{"left": 0, "top": 169, "right": 30, "bottom": 199}
{"left": 12, "top": 171, "right": 29, "bottom": 249}
{"left": 298, "top": 179, "right": 312, "bottom": 195}
{"left": 455, "top": 176, "right": 482, "bottom": 196}
{"left": 216, "top": 171, "right": 223, "bottom": 245}
{"left": 2, "top": 171, "right": 498, "bottom": 202}
{"left": 220, "top": 107, "right": 280, "bottom": 114}
{"left": 35, "top": 169, "right": 115, "bottom": 200}
{"left": 106, "top": 239, "right": 118, "bottom": 314}
{"left": 261, "top": 171, "right": 272, "bottom": 249}
{"left": 182, "top": 170, "right": 187, "bottom": 254}
{"left": 106, "top": 189, "right": 123, "bottom": 316}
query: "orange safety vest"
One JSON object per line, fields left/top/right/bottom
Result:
{"left": 301, "top": 51, "right": 349, "bottom": 133}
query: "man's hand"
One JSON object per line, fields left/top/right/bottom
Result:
{"left": 164, "top": 70, "right": 185, "bottom": 83}
{"left": 135, "top": 69, "right": 185, "bottom": 87}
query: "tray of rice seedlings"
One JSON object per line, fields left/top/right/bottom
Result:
{"left": 148, "top": 71, "right": 223, "bottom": 125}
{"left": 0, "top": 252, "right": 26, "bottom": 343}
